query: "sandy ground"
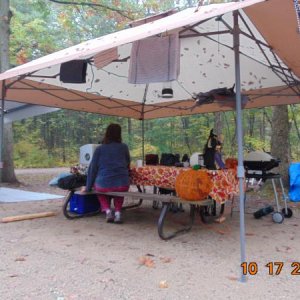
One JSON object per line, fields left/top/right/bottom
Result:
{"left": 1, "top": 168, "right": 300, "bottom": 299}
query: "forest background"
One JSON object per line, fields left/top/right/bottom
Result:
{"left": 5, "top": 0, "right": 300, "bottom": 180}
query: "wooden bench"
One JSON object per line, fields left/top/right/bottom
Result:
{"left": 62, "top": 189, "right": 217, "bottom": 240}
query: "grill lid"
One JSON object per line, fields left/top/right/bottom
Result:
{"left": 244, "top": 159, "right": 280, "bottom": 171}
{"left": 244, "top": 150, "right": 273, "bottom": 162}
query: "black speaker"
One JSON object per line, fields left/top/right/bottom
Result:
{"left": 60, "top": 60, "right": 87, "bottom": 83}
{"left": 253, "top": 205, "right": 274, "bottom": 219}
{"left": 161, "top": 88, "right": 173, "bottom": 98}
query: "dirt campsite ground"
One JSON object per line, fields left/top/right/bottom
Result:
{"left": 1, "top": 168, "right": 300, "bottom": 300}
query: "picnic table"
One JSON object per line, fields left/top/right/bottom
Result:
{"left": 63, "top": 166, "right": 239, "bottom": 240}
{"left": 130, "top": 165, "right": 239, "bottom": 204}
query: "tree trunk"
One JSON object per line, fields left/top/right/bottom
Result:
{"left": 214, "top": 112, "right": 223, "bottom": 137}
{"left": 180, "top": 117, "right": 191, "bottom": 154}
{"left": 3, "top": 123, "right": 17, "bottom": 181}
{"left": 0, "top": 1, "right": 10, "bottom": 70}
{"left": 127, "top": 118, "right": 132, "bottom": 147}
{"left": 0, "top": 0, "right": 17, "bottom": 183}
{"left": 270, "top": 105, "right": 291, "bottom": 186}
{"left": 248, "top": 111, "right": 255, "bottom": 137}
{"left": 260, "top": 109, "right": 265, "bottom": 142}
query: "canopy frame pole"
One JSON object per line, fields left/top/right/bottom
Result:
{"left": 142, "top": 118, "right": 145, "bottom": 165}
{"left": 233, "top": 10, "right": 246, "bottom": 283}
{"left": 0, "top": 99, "right": 4, "bottom": 170}
{"left": 0, "top": 80, "right": 6, "bottom": 180}
{"left": 218, "top": 13, "right": 300, "bottom": 89}
{"left": 141, "top": 84, "right": 149, "bottom": 165}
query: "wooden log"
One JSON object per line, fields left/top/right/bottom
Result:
{"left": 1, "top": 211, "right": 56, "bottom": 223}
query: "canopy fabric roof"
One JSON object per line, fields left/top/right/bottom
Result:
{"left": 3, "top": 101, "right": 58, "bottom": 123}
{"left": 0, "top": 0, "right": 299, "bottom": 120}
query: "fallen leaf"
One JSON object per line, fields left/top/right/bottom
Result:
{"left": 99, "top": 278, "right": 114, "bottom": 284}
{"left": 215, "top": 229, "right": 226, "bottom": 235}
{"left": 214, "top": 216, "right": 226, "bottom": 223}
{"left": 9, "top": 274, "right": 18, "bottom": 278}
{"left": 15, "top": 257, "right": 26, "bottom": 262}
{"left": 246, "top": 232, "right": 255, "bottom": 236}
{"left": 159, "top": 280, "right": 169, "bottom": 288}
{"left": 160, "top": 257, "right": 172, "bottom": 263}
{"left": 80, "top": 257, "right": 88, "bottom": 264}
{"left": 227, "top": 276, "right": 238, "bottom": 281}
{"left": 139, "top": 256, "right": 155, "bottom": 268}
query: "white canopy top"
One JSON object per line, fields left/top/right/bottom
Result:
{"left": 0, "top": 0, "right": 299, "bottom": 119}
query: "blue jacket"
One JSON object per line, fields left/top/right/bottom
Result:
{"left": 86, "top": 142, "right": 130, "bottom": 191}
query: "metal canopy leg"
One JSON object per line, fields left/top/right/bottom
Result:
{"left": 0, "top": 98, "right": 4, "bottom": 181}
{"left": 233, "top": 10, "right": 246, "bottom": 283}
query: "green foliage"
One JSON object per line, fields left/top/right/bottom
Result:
{"left": 14, "top": 141, "right": 56, "bottom": 168}
{"left": 12, "top": 107, "right": 284, "bottom": 168}
{"left": 131, "top": 143, "right": 159, "bottom": 161}
{"left": 244, "top": 136, "right": 269, "bottom": 153}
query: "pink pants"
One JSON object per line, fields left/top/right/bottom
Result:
{"left": 94, "top": 185, "right": 129, "bottom": 212}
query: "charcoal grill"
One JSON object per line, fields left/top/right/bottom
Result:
{"left": 244, "top": 156, "right": 292, "bottom": 223}
{"left": 244, "top": 159, "right": 280, "bottom": 180}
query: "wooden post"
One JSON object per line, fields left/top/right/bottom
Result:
{"left": 1, "top": 211, "right": 56, "bottom": 223}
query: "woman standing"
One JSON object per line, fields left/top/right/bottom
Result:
{"left": 203, "top": 129, "right": 225, "bottom": 169}
{"left": 82, "top": 123, "right": 130, "bottom": 223}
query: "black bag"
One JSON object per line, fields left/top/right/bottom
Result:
{"left": 158, "top": 188, "right": 175, "bottom": 195}
{"left": 60, "top": 60, "right": 87, "bottom": 83}
{"left": 57, "top": 174, "right": 87, "bottom": 190}
{"left": 160, "top": 153, "right": 180, "bottom": 166}
{"left": 145, "top": 154, "right": 159, "bottom": 165}
{"left": 203, "top": 129, "right": 218, "bottom": 170}
{"left": 182, "top": 154, "right": 189, "bottom": 162}
{"left": 203, "top": 149, "right": 216, "bottom": 170}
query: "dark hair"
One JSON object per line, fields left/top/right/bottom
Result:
{"left": 103, "top": 123, "right": 122, "bottom": 144}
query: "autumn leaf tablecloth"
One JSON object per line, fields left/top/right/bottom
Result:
{"left": 130, "top": 165, "right": 239, "bottom": 203}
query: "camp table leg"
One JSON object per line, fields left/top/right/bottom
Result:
{"left": 199, "top": 200, "right": 225, "bottom": 224}
{"left": 122, "top": 199, "right": 143, "bottom": 210}
{"left": 121, "top": 184, "right": 143, "bottom": 210}
{"left": 157, "top": 202, "right": 196, "bottom": 240}
{"left": 63, "top": 190, "right": 81, "bottom": 219}
{"left": 121, "top": 185, "right": 144, "bottom": 210}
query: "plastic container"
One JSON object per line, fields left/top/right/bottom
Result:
{"left": 190, "top": 152, "right": 204, "bottom": 167}
{"left": 70, "top": 193, "right": 100, "bottom": 214}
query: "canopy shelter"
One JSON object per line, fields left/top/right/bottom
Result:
{"left": 0, "top": 0, "right": 300, "bottom": 282}
{"left": 0, "top": 0, "right": 299, "bottom": 119}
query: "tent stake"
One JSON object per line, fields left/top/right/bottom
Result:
{"left": 233, "top": 10, "right": 246, "bottom": 283}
